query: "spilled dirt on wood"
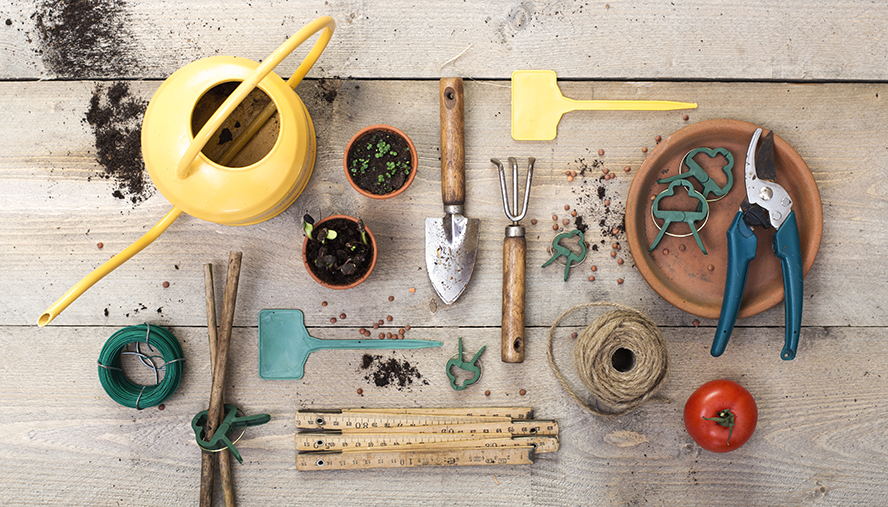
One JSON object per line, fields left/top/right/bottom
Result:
{"left": 32, "top": 0, "right": 141, "bottom": 78}
{"left": 85, "top": 82, "right": 152, "bottom": 205}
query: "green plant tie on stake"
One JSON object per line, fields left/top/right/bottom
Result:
{"left": 97, "top": 323, "right": 185, "bottom": 409}
{"left": 191, "top": 404, "right": 271, "bottom": 463}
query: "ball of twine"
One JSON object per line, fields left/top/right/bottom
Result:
{"left": 547, "top": 302, "right": 668, "bottom": 417}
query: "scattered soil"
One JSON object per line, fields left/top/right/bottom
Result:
{"left": 32, "top": 0, "right": 140, "bottom": 78}
{"left": 537, "top": 155, "right": 632, "bottom": 276}
{"left": 304, "top": 217, "right": 374, "bottom": 286}
{"left": 317, "top": 78, "right": 340, "bottom": 104}
{"left": 218, "top": 128, "right": 233, "bottom": 145}
{"left": 360, "top": 354, "right": 428, "bottom": 389}
{"left": 570, "top": 157, "right": 626, "bottom": 240}
{"left": 85, "top": 82, "right": 152, "bottom": 205}
{"left": 346, "top": 130, "right": 412, "bottom": 195}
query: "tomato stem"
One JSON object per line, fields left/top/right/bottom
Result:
{"left": 703, "top": 409, "right": 736, "bottom": 446}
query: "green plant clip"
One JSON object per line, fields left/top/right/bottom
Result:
{"left": 541, "top": 229, "right": 587, "bottom": 281}
{"left": 658, "top": 147, "right": 734, "bottom": 200}
{"left": 649, "top": 179, "right": 709, "bottom": 254}
{"left": 191, "top": 404, "right": 271, "bottom": 463}
{"left": 446, "top": 337, "right": 485, "bottom": 391}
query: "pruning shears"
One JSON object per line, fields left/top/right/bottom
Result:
{"left": 712, "top": 128, "right": 803, "bottom": 360}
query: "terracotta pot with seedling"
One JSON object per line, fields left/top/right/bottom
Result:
{"left": 302, "top": 214, "right": 377, "bottom": 289}
{"left": 343, "top": 125, "right": 417, "bottom": 199}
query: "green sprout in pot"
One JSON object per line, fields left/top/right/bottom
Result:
{"left": 316, "top": 254, "right": 336, "bottom": 270}
{"left": 303, "top": 214, "right": 336, "bottom": 243}
{"left": 302, "top": 214, "right": 315, "bottom": 237}
{"left": 304, "top": 215, "right": 374, "bottom": 285}
{"left": 346, "top": 128, "right": 414, "bottom": 196}
{"left": 357, "top": 219, "right": 369, "bottom": 245}
{"left": 339, "top": 260, "right": 358, "bottom": 276}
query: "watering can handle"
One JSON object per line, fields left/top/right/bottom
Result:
{"left": 176, "top": 16, "right": 335, "bottom": 179}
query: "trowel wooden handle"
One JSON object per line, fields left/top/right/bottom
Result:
{"left": 502, "top": 236, "right": 526, "bottom": 363}
{"left": 440, "top": 77, "right": 465, "bottom": 207}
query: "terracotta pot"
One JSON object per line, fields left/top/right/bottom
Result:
{"left": 625, "top": 119, "right": 822, "bottom": 319}
{"left": 302, "top": 215, "right": 377, "bottom": 289}
{"left": 343, "top": 124, "right": 417, "bottom": 199}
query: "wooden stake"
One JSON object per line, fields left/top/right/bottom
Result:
{"left": 199, "top": 265, "right": 216, "bottom": 507}
{"left": 202, "top": 264, "right": 236, "bottom": 506}
{"left": 199, "top": 254, "right": 242, "bottom": 507}
{"left": 204, "top": 264, "right": 219, "bottom": 361}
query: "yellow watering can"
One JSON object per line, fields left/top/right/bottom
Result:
{"left": 38, "top": 16, "right": 335, "bottom": 327}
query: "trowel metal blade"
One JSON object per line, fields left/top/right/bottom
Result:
{"left": 425, "top": 213, "right": 480, "bottom": 305}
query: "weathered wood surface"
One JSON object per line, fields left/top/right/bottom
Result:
{"left": 1, "top": 325, "right": 884, "bottom": 506}
{"left": 1, "top": 0, "right": 887, "bottom": 81}
{"left": 2, "top": 79, "right": 885, "bottom": 328}
{"left": 2, "top": 0, "right": 888, "bottom": 505}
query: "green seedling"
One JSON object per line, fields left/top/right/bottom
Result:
{"left": 302, "top": 214, "right": 315, "bottom": 238}
{"left": 302, "top": 214, "right": 336, "bottom": 243}
{"left": 304, "top": 215, "right": 372, "bottom": 281}
{"left": 357, "top": 219, "right": 369, "bottom": 245}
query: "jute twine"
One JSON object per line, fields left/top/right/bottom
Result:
{"left": 547, "top": 302, "right": 668, "bottom": 417}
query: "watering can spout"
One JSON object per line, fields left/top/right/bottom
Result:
{"left": 37, "top": 208, "right": 183, "bottom": 327}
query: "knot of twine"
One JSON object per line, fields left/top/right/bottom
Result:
{"left": 547, "top": 302, "right": 668, "bottom": 417}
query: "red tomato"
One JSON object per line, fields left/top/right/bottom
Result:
{"left": 683, "top": 379, "right": 757, "bottom": 453}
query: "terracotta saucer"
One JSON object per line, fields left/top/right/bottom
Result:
{"left": 626, "top": 119, "right": 822, "bottom": 320}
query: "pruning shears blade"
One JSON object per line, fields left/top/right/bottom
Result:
{"left": 743, "top": 128, "right": 790, "bottom": 229}
{"left": 754, "top": 130, "right": 777, "bottom": 182}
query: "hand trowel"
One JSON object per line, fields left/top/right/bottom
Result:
{"left": 425, "top": 77, "right": 480, "bottom": 304}
{"left": 511, "top": 70, "right": 698, "bottom": 140}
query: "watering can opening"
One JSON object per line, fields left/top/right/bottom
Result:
{"left": 142, "top": 56, "right": 317, "bottom": 226}
{"left": 190, "top": 81, "right": 281, "bottom": 169}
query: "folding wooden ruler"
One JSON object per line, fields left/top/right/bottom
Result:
{"left": 294, "top": 407, "right": 559, "bottom": 471}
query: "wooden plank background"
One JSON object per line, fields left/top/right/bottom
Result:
{"left": 2, "top": 1, "right": 888, "bottom": 81}
{"left": 1, "top": 1, "right": 887, "bottom": 506}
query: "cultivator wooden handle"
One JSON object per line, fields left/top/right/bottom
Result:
{"left": 502, "top": 235, "right": 526, "bottom": 363}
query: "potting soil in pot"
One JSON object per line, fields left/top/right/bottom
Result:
{"left": 347, "top": 130, "right": 412, "bottom": 195}
{"left": 305, "top": 218, "right": 375, "bottom": 286}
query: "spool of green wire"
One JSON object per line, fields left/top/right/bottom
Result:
{"left": 97, "top": 323, "right": 185, "bottom": 409}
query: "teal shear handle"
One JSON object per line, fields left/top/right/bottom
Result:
{"left": 717, "top": 127, "right": 804, "bottom": 360}
{"left": 712, "top": 211, "right": 758, "bottom": 357}
{"left": 713, "top": 210, "right": 803, "bottom": 360}
{"left": 773, "top": 210, "right": 803, "bottom": 360}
